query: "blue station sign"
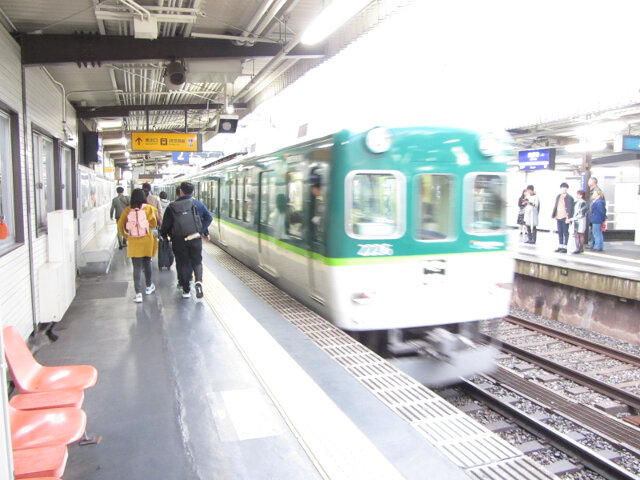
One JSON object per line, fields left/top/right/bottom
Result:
{"left": 518, "top": 148, "right": 556, "bottom": 171}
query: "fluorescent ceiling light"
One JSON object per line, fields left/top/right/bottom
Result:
{"left": 301, "top": 0, "right": 372, "bottom": 45}
{"left": 97, "top": 119, "right": 123, "bottom": 130}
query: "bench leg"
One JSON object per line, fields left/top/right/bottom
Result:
{"left": 78, "top": 430, "right": 102, "bottom": 446}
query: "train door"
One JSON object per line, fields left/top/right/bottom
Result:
{"left": 307, "top": 167, "right": 327, "bottom": 302}
{"left": 257, "top": 170, "right": 277, "bottom": 276}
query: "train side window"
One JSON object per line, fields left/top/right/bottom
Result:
{"left": 466, "top": 173, "right": 506, "bottom": 233}
{"left": 32, "top": 131, "right": 55, "bottom": 230}
{"left": 228, "top": 176, "right": 235, "bottom": 217}
{"left": 347, "top": 171, "right": 404, "bottom": 238}
{"left": 211, "top": 180, "right": 218, "bottom": 214}
{"left": 286, "top": 170, "right": 303, "bottom": 238}
{"left": 259, "top": 171, "right": 277, "bottom": 227}
{"left": 236, "top": 172, "right": 242, "bottom": 220}
{"left": 415, "top": 174, "right": 454, "bottom": 241}
{"left": 243, "top": 171, "right": 253, "bottom": 222}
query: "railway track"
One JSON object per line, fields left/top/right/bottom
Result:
{"left": 481, "top": 315, "right": 640, "bottom": 413}
{"left": 458, "top": 375, "right": 639, "bottom": 480}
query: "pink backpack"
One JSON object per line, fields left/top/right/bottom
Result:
{"left": 125, "top": 208, "right": 150, "bottom": 238}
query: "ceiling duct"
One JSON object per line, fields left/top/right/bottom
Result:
{"left": 164, "top": 61, "right": 187, "bottom": 90}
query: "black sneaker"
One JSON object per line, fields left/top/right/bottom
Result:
{"left": 195, "top": 282, "right": 203, "bottom": 300}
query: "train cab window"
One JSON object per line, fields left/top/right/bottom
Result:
{"left": 415, "top": 174, "right": 454, "bottom": 241}
{"left": 466, "top": 174, "right": 506, "bottom": 233}
{"left": 286, "top": 171, "right": 303, "bottom": 238}
{"left": 33, "top": 131, "right": 55, "bottom": 230}
{"left": 348, "top": 172, "right": 404, "bottom": 238}
{"left": 0, "top": 111, "right": 15, "bottom": 251}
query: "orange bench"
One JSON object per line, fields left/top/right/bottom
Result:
{"left": 10, "top": 405, "right": 87, "bottom": 450}
{"left": 13, "top": 444, "right": 67, "bottom": 479}
{"left": 3, "top": 326, "right": 97, "bottom": 394}
{"left": 10, "top": 389, "right": 85, "bottom": 410}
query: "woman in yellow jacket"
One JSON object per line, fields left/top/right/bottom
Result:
{"left": 118, "top": 188, "right": 159, "bottom": 303}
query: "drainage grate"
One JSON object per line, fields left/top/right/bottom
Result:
{"left": 205, "top": 244, "right": 556, "bottom": 478}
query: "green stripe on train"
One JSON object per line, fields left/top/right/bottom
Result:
{"left": 215, "top": 218, "right": 505, "bottom": 266}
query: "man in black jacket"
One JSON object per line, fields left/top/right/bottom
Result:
{"left": 551, "top": 182, "right": 575, "bottom": 253}
{"left": 160, "top": 182, "right": 212, "bottom": 299}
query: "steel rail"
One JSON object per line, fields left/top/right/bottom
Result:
{"left": 461, "top": 377, "right": 638, "bottom": 480}
{"left": 503, "top": 315, "right": 640, "bottom": 368}
{"left": 480, "top": 333, "right": 640, "bottom": 411}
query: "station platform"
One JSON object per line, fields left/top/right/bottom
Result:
{"left": 509, "top": 229, "right": 640, "bottom": 344}
{"left": 25, "top": 243, "right": 555, "bottom": 479}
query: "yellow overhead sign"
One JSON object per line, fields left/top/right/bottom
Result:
{"left": 131, "top": 132, "right": 199, "bottom": 152}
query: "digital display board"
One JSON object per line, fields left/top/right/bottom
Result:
{"left": 518, "top": 148, "right": 556, "bottom": 171}
{"left": 622, "top": 135, "right": 640, "bottom": 152}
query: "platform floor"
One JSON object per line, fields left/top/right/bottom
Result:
{"left": 510, "top": 229, "right": 640, "bottom": 280}
{"left": 29, "top": 246, "right": 476, "bottom": 480}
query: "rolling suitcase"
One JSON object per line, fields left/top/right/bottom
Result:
{"left": 158, "top": 237, "right": 174, "bottom": 270}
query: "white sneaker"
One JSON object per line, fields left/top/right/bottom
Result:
{"left": 182, "top": 290, "right": 191, "bottom": 299}
{"left": 195, "top": 282, "right": 203, "bottom": 300}
{"left": 133, "top": 293, "right": 143, "bottom": 303}
{"left": 145, "top": 283, "right": 156, "bottom": 295}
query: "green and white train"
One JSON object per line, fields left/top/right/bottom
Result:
{"left": 157, "top": 126, "right": 514, "bottom": 384}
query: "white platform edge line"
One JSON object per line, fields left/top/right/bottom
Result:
{"left": 201, "top": 262, "right": 405, "bottom": 480}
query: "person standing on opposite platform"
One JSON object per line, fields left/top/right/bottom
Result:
{"left": 517, "top": 189, "right": 528, "bottom": 240}
{"left": 110, "top": 186, "right": 130, "bottom": 249}
{"left": 568, "top": 189, "right": 587, "bottom": 254}
{"left": 586, "top": 176, "right": 604, "bottom": 249}
{"left": 118, "top": 188, "right": 158, "bottom": 303}
{"left": 160, "top": 182, "right": 212, "bottom": 300}
{"left": 589, "top": 189, "right": 607, "bottom": 252}
{"left": 551, "top": 182, "right": 574, "bottom": 253}
{"left": 523, "top": 185, "right": 539, "bottom": 244}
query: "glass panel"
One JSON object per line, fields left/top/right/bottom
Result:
{"left": 243, "top": 171, "right": 252, "bottom": 223}
{"left": 286, "top": 170, "right": 303, "bottom": 237}
{"left": 416, "top": 175, "right": 454, "bottom": 240}
{"left": 349, "top": 173, "right": 399, "bottom": 237}
{"left": 468, "top": 174, "right": 506, "bottom": 232}
{"left": 229, "top": 177, "right": 234, "bottom": 217}
{"left": 235, "top": 173, "right": 242, "bottom": 220}
{"left": 212, "top": 181, "right": 218, "bottom": 215}
{"left": 310, "top": 169, "right": 325, "bottom": 242}
{"left": 0, "top": 111, "right": 14, "bottom": 250}
{"left": 62, "top": 147, "right": 73, "bottom": 210}
{"left": 260, "top": 172, "right": 277, "bottom": 226}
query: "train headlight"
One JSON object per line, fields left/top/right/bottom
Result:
{"left": 365, "top": 127, "right": 392, "bottom": 154}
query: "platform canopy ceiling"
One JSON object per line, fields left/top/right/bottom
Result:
{"left": 0, "top": 0, "right": 408, "bottom": 166}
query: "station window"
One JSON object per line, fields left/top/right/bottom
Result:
{"left": 61, "top": 146, "right": 74, "bottom": 211}
{"left": 32, "top": 131, "right": 55, "bottom": 230}
{"left": 286, "top": 170, "right": 303, "bottom": 238}
{"left": 466, "top": 173, "right": 506, "bottom": 233}
{"left": 0, "top": 111, "right": 15, "bottom": 252}
{"left": 415, "top": 174, "right": 455, "bottom": 241}
{"left": 347, "top": 171, "right": 404, "bottom": 238}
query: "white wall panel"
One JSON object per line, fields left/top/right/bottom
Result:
{"left": 0, "top": 24, "right": 81, "bottom": 337}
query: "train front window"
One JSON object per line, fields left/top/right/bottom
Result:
{"left": 415, "top": 174, "right": 454, "bottom": 241}
{"left": 348, "top": 172, "right": 402, "bottom": 238}
{"left": 466, "top": 174, "right": 506, "bottom": 233}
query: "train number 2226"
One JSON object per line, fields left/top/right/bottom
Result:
{"left": 356, "top": 244, "right": 393, "bottom": 256}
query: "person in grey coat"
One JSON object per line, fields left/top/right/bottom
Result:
{"left": 523, "top": 185, "right": 539, "bottom": 244}
{"left": 110, "top": 186, "right": 129, "bottom": 249}
{"left": 567, "top": 189, "right": 587, "bottom": 254}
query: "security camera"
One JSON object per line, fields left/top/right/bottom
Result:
{"left": 164, "top": 61, "right": 187, "bottom": 90}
